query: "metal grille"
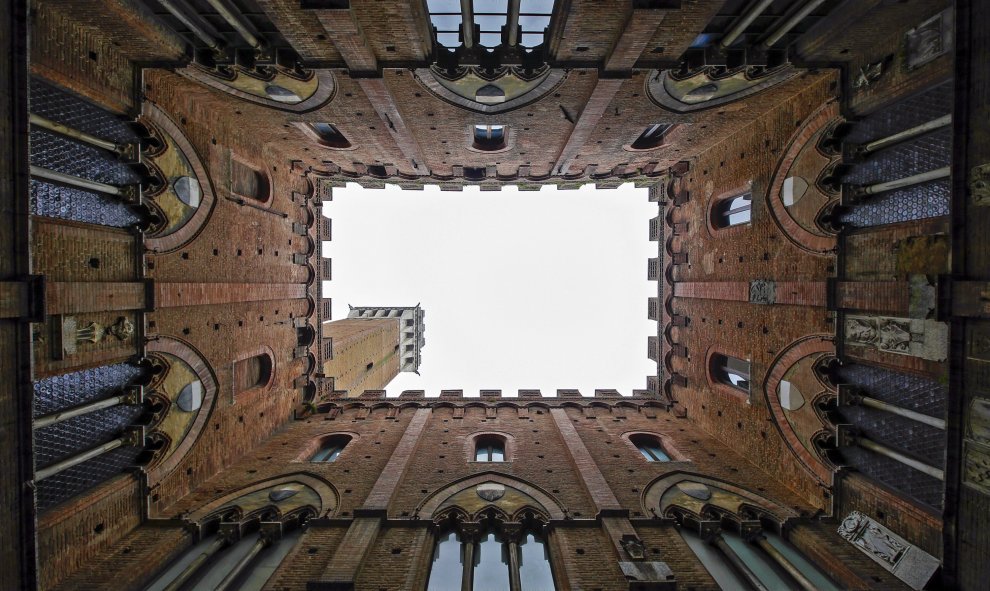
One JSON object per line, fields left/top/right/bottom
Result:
{"left": 29, "top": 78, "right": 143, "bottom": 227}
{"left": 840, "top": 82, "right": 952, "bottom": 227}
{"left": 36, "top": 447, "right": 143, "bottom": 512}
{"left": 32, "top": 364, "right": 145, "bottom": 512}
{"left": 835, "top": 363, "right": 946, "bottom": 509}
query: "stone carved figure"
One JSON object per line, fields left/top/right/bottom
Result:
{"left": 878, "top": 318, "right": 911, "bottom": 353}
{"left": 845, "top": 317, "right": 879, "bottom": 346}
{"left": 838, "top": 511, "right": 906, "bottom": 567}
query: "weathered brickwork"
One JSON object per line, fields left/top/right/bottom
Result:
{"left": 5, "top": 0, "right": 979, "bottom": 588}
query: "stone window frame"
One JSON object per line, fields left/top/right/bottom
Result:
{"left": 620, "top": 431, "right": 690, "bottom": 462}
{"left": 705, "top": 347, "right": 752, "bottom": 404}
{"left": 294, "top": 121, "right": 358, "bottom": 151}
{"left": 465, "top": 431, "right": 515, "bottom": 464}
{"left": 623, "top": 123, "right": 679, "bottom": 152}
{"left": 229, "top": 154, "right": 274, "bottom": 206}
{"left": 466, "top": 123, "right": 513, "bottom": 154}
{"left": 706, "top": 180, "right": 755, "bottom": 234}
{"left": 293, "top": 431, "right": 360, "bottom": 463}
{"left": 230, "top": 345, "right": 276, "bottom": 402}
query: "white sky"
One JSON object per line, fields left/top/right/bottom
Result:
{"left": 322, "top": 182, "right": 658, "bottom": 397}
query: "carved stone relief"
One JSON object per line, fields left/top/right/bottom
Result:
{"left": 970, "top": 163, "right": 990, "bottom": 207}
{"left": 905, "top": 8, "right": 953, "bottom": 70}
{"left": 963, "top": 439, "right": 990, "bottom": 496}
{"left": 838, "top": 511, "right": 938, "bottom": 590}
{"left": 55, "top": 315, "right": 135, "bottom": 358}
{"left": 749, "top": 280, "right": 777, "bottom": 305}
{"left": 843, "top": 315, "right": 947, "bottom": 361}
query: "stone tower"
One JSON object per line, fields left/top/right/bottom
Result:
{"left": 321, "top": 305, "right": 426, "bottom": 396}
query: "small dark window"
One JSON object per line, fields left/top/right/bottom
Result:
{"left": 230, "top": 160, "right": 270, "bottom": 203}
{"left": 475, "top": 436, "right": 506, "bottom": 462}
{"left": 630, "top": 434, "right": 670, "bottom": 462}
{"left": 405, "top": 319, "right": 414, "bottom": 326}
{"left": 630, "top": 124, "right": 672, "bottom": 150}
{"left": 310, "top": 436, "right": 349, "bottom": 462}
{"left": 308, "top": 122, "right": 351, "bottom": 148}
{"left": 233, "top": 353, "right": 273, "bottom": 394}
{"left": 711, "top": 353, "right": 750, "bottom": 392}
{"left": 712, "top": 192, "right": 752, "bottom": 228}
{"left": 473, "top": 124, "right": 507, "bottom": 151}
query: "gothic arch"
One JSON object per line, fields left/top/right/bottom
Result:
{"left": 145, "top": 336, "right": 219, "bottom": 484}
{"left": 186, "top": 473, "right": 338, "bottom": 524}
{"left": 646, "top": 66, "right": 801, "bottom": 113}
{"left": 180, "top": 66, "right": 336, "bottom": 113}
{"left": 417, "top": 472, "right": 566, "bottom": 521}
{"left": 620, "top": 430, "right": 691, "bottom": 462}
{"left": 763, "top": 335, "right": 837, "bottom": 486}
{"left": 643, "top": 471, "right": 800, "bottom": 526}
{"left": 766, "top": 100, "right": 843, "bottom": 255}
{"left": 140, "top": 102, "right": 218, "bottom": 253}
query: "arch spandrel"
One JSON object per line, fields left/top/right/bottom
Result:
{"left": 417, "top": 472, "right": 566, "bottom": 521}
{"left": 644, "top": 472, "right": 800, "bottom": 525}
{"left": 186, "top": 473, "right": 338, "bottom": 524}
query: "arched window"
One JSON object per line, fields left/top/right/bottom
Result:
{"left": 426, "top": 522, "right": 556, "bottom": 591}
{"left": 306, "top": 122, "right": 351, "bottom": 149}
{"left": 475, "top": 436, "right": 506, "bottom": 462}
{"left": 473, "top": 124, "right": 507, "bottom": 151}
{"left": 630, "top": 123, "right": 672, "bottom": 150}
{"left": 680, "top": 528, "right": 841, "bottom": 591}
{"left": 310, "top": 435, "right": 350, "bottom": 462}
{"left": 145, "top": 523, "right": 304, "bottom": 591}
{"left": 230, "top": 159, "right": 271, "bottom": 203}
{"left": 630, "top": 434, "right": 671, "bottom": 462}
{"left": 233, "top": 353, "right": 273, "bottom": 395}
{"left": 712, "top": 191, "right": 752, "bottom": 228}
{"left": 710, "top": 353, "right": 751, "bottom": 393}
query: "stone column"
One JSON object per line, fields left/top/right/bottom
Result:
{"left": 502, "top": 522, "right": 524, "bottom": 591}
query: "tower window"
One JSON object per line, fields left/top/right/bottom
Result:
{"left": 473, "top": 124, "right": 507, "bottom": 151}
{"left": 630, "top": 434, "right": 671, "bottom": 462}
{"left": 307, "top": 122, "right": 351, "bottom": 149}
{"left": 310, "top": 435, "right": 350, "bottom": 462}
{"left": 712, "top": 192, "right": 752, "bottom": 228}
{"left": 710, "top": 353, "right": 751, "bottom": 393}
{"left": 630, "top": 124, "right": 672, "bottom": 150}
{"left": 475, "top": 436, "right": 506, "bottom": 462}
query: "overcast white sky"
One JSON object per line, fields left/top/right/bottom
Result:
{"left": 322, "top": 182, "right": 657, "bottom": 397}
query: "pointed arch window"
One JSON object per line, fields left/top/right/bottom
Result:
{"left": 630, "top": 434, "right": 671, "bottom": 462}
{"left": 233, "top": 352, "right": 273, "bottom": 396}
{"left": 426, "top": 519, "right": 557, "bottom": 591}
{"left": 710, "top": 353, "right": 751, "bottom": 393}
{"left": 712, "top": 191, "right": 752, "bottom": 228}
{"left": 475, "top": 435, "right": 506, "bottom": 462}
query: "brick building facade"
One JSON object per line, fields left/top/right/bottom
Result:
{"left": 0, "top": 0, "right": 987, "bottom": 589}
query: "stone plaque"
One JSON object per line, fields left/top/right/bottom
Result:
{"left": 749, "top": 280, "right": 776, "bottom": 305}
{"left": 838, "top": 511, "right": 938, "bottom": 590}
{"left": 905, "top": 9, "right": 953, "bottom": 70}
{"left": 843, "top": 315, "right": 947, "bottom": 361}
